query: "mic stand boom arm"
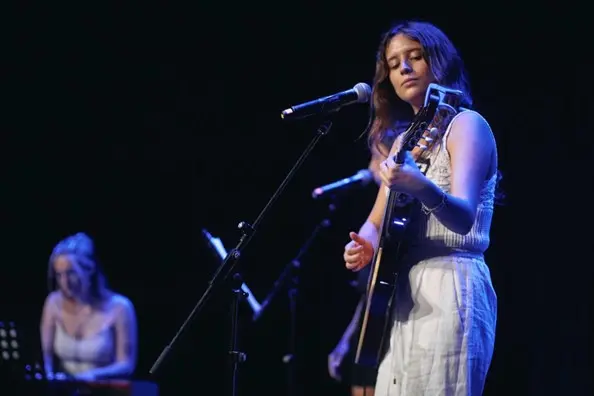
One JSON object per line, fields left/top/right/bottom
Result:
{"left": 149, "top": 119, "right": 335, "bottom": 396}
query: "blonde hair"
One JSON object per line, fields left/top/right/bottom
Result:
{"left": 48, "top": 232, "right": 110, "bottom": 303}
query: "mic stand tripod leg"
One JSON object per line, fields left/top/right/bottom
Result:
{"left": 229, "top": 273, "right": 247, "bottom": 396}
{"left": 283, "top": 277, "right": 298, "bottom": 396}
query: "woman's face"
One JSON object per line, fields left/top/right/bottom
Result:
{"left": 386, "top": 33, "right": 435, "bottom": 112}
{"left": 53, "top": 254, "right": 90, "bottom": 300}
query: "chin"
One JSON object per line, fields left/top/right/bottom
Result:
{"left": 398, "top": 88, "right": 426, "bottom": 106}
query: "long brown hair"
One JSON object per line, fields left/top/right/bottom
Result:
{"left": 368, "top": 20, "right": 472, "bottom": 156}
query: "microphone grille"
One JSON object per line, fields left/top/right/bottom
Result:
{"left": 353, "top": 82, "right": 372, "bottom": 103}
{"left": 357, "top": 169, "right": 373, "bottom": 184}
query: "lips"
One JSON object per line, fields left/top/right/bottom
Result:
{"left": 402, "top": 78, "right": 418, "bottom": 87}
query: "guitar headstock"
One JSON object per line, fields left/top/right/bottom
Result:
{"left": 423, "top": 83, "right": 466, "bottom": 114}
{"left": 395, "top": 83, "right": 466, "bottom": 163}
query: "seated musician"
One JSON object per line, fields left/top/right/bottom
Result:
{"left": 40, "top": 232, "right": 138, "bottom": 381}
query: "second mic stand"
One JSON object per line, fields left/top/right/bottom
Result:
{"left": 252, "top": 203, "right": 336, "bottom": 396}
{"left": 149, "top": 118, "right": 335, "bottom": 396}
{"left": 229, "top": 273, "right": 247, "bottom": 396}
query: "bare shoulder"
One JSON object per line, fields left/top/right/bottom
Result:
{"left": 41, "top": 291, "right": 62, "bottom": 323}
{"left": 108, "top": 293, "right": 136, "bottom": 315}
{"left": 46, "top": 290, "right": 61, "bottom": 302}
{"left": 447, "top": 110, "right": 495, "bottom": 147}
{"left": 44, "top": 291, "right": 61, "bottom": 308}
{"left": 446, "top": 110, "right": 497, "bottom": 186}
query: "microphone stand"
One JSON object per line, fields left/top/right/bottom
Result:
{"left": 149, "top": 118, "right": 335, "bottom": 396}
{"left": 252, "top": 203, "right": 336, "bottom": 396}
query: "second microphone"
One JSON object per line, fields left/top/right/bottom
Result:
{"left": 311, "top": 169, "right": 373, "bottom": 199}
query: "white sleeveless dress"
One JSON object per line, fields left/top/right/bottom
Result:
{"left": 53, "top": 321, "right": 115, "bottom": 375}
{"left": 49, "top": 295, "right": 123, "bottom": 376}
{"left": 374, "top": 110, "right": 498, "bottom": 395}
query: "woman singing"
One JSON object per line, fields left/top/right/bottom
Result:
{"left": 343, "top": 21, "right": 499, "bottom": 395}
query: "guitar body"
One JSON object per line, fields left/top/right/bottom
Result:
{"left": 354, "top": 83, "right": 464, "bottom": 369}
{"left": 353, "top": 171, "right": 424, "bottom": 368}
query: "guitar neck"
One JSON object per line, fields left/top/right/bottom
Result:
{"left": 381, "top": 189, "right": 407, "bottom": 238}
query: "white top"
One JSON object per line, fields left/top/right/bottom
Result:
{"left": 385, "top": 109, "right": 497, "bottom": 255}
{"left": 375, "top": 110, "right": 498, "bottom": 395}
{"left": 53, "top": 319, "right": 115, "bottom": 374}
{"left": 43, "top": 292, "right": 133, "bottom": 376}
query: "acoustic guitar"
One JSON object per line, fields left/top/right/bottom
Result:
{"left": 354, "top": 83, "right": 466, "bottom": 368}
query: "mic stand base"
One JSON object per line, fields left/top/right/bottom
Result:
{"left": 229, "top": 273, "right": 247, "bottom": 396}
{"left": 149, "top": 118, "right": 335, "bottom": 396}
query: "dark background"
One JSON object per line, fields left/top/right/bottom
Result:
{"left": 3, "top": 3, "right": 593, "bottom": 395}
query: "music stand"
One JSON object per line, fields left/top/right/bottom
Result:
{"left": 0, "top": 320, "right": 44, "bottom": 382}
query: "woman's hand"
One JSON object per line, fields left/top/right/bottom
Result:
{"left": 344, "top": 232, "right": 374, "bottom": 271}
{"left": 379, "top": 150, "right": 428, "bottom": 197}
{"left": 73, "top": 370, "right": 96, "bottom": 381}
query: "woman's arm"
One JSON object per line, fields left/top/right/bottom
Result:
{"left": 40, "top": 292, "right": 58, "bottom": 377}
{"left": 416, "top": 111, "right": 496, "bottom": 235}
{"left": 358, "top": 182, "right": 389, "bottom": 251}
{"left": 81, "top": 296, "right": 138, "bottom": 380}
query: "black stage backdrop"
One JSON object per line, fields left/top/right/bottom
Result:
{"left": 3, "top": 3, "right": 593, "bottom": 396}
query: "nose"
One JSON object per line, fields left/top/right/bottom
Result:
{"left": 400, "top": 60, "right": 412, "bottom": 75}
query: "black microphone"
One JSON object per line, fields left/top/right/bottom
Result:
{"left": 280, "top": 82, "right": 371, "bottom": 120}
{"left": 311, "top": 169, "right": 373, "bottom": 199}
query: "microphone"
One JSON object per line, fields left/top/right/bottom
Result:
{"left": 201, "top": 229, "right": 262, "bottom": 316}
{"left": 280, "top": 82, "right": 371, "bottom": 120}
{"left": 311, "top": 169, "right": 373, "bottom": 199}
